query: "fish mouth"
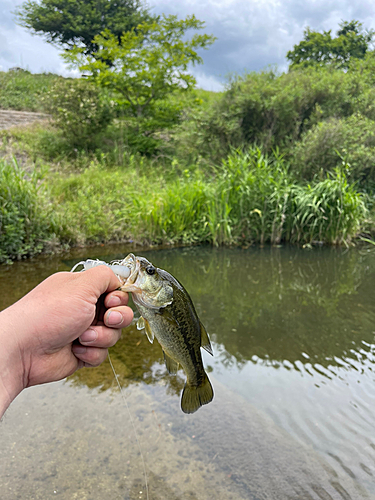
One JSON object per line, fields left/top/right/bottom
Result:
{"left": 114, "top": 253, "right": 141, "bottom": 291}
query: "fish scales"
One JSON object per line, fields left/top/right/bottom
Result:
{"left": 119, "top": 254, "right": 214, "bottom": 414}
{"left": 138, "top": 271, "right": 205, "bottom": 386}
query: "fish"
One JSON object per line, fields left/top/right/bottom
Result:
{"left": 118, "top": 253, "right": 214, "bottom": 414}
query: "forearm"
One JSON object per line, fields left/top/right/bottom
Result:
{"left": 0, "top": 371, "right": 15, "bottom": 419}
{"left": 0, "top": 307, "right": 25, "bottom": 419}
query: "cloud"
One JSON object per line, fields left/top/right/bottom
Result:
{"left": 0, "top": 0, "right": 78, "bottom": 74}
{"left": 0, "top": 0, "right": 19, "bottom": 29}
{"left": 2, "top": 0, "right": 375, "bottom": 87}
{"left": 194, "top": 70, "right": 223, "bottom": 91}
{"left": 148, "top": 0, "right": 375, "bottom": 84}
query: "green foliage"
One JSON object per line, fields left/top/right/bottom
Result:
{"left": 0, "top": 70, "right": 59, "bottom": 111}
{"left": 15, "top": 0, "right": 150, "bottom": 54}
{"left": 207, "top": 148, "right": 292, "bottom": 245}
{"left": 0, "top": 159, "right": 54, "bottom": 263}
{"left": 291, "top": 114, "right": 375, "bottom": 187}
{"left": 290, "top": 171, "right": 366, "bottom": 245}
{"left": 63, "top": 15, "right": 215, "bottom": 152}
{"left": 45, "top": 78, "right": 115, "bottom": 149}
{"left": 287, "top": 20, "right": 374, "bottom": 69}
{"left": 183, "top": 64, "right": 375, "bottom": 164}
{"left": 47, "top": 147, "right": 366, "bottom": 249}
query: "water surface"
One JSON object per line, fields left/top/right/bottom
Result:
{"left": 1, "top": 245, "right": 375, "bottom": 499}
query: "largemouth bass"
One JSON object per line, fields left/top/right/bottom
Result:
{"left": 119, "top": 253, "right": 214, "bottom": 414}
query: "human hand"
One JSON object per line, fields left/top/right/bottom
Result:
{"left": 0, "top": 266, "right": 133, "bottom": 416}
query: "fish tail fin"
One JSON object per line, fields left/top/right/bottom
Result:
{"left": 181, "top": 373, "right": 214, "bottom": 414}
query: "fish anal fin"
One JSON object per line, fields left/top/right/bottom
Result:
{"left": 200, "top": 321, "right": 214, "bottom": 356}
{"left": 181, "top": 373, "right": 214, "bottom": 414}
{"left": 163, "top": 351, "right": 179, "bottom": 375}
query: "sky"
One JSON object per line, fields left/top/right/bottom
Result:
{"left": 1, "top": 0, "right": 375, "bottom": 90}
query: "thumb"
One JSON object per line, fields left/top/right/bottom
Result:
{"left": 78, "top": 265, "right": 123, "bottom": 298}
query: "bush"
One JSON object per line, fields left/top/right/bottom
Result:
{"left": 0, "top": 159, "right": 54, "bottom": 263}
{"left": 291, "top": 114, "right": 375, "bottom": 187}
{"left": 180, "top": 65, "right": 375, "bottom": 163}
{"left": 45, "top": 79, "right": 115, "bottom": 150}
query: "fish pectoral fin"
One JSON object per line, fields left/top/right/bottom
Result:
{"left": 157, "top": 307, "right": 179, "bottom": 327}
{"left": 200, "top": 321, "right": 214, "bottom": 356}
{"left": 163, "top": 351, "right": 179, "bottom": 375}
{"left": 137, "top": 317, "right": 145, "bottom": 330}
{"left": 137, "top": 316, "right": 154, "bottom": 343}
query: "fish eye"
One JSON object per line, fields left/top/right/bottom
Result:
{"left": 146, "top": 265, "right": 156, "bottom": 275}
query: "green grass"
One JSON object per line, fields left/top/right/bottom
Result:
{"left": 0, "top": 147, "right": 368, "bottom": 262}
{"left": 43, "top": 148, "right": 367, "bottom": 250}
{"left": 0, "top": 158, "right": 56, "bottom": 263}
{"left": 0, "top": 70, "right": 61, "bottom": 111}
{"left": 0, "top": 68, "right": 371, "bottom": 262}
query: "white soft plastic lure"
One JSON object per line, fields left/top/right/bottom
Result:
{"left": 70, "top": 258, "right": 131, "bottom": 281}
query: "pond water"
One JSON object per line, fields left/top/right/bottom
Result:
{"left": 1, "top": 245, "right": 375, "bottom": 499}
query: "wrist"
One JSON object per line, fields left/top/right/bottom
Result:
{"left": 0, "top": 306, "right": 26, "bottom": 417}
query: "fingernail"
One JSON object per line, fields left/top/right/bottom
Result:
{"left": 79, "top": 328, "right": 98, "bottom": 343}
{"left": 107, "top": 310, "right": 123, "bottom": 326}
{"left": 107, "top": 295, "right": 121, "bottom": 307}
{"left": 73, "top": 345, "right": 87, "bottom": 354}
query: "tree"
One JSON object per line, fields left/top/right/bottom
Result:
{"left": 63, "top": 14, "right": 215, "bottom": 146}
{"left": 15, "top": 0, "right": 151, "bottom": 55}
{"left": 287, "top": 20, "right": 374, "bottom": 70}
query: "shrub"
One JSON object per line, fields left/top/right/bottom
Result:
{"left": 291, "top": 114, "right": 375, "bottom": 187}
{"left": 45, "top": 78, "right": 115, "bottom": 150}
{"left": 180, "top": 65, "right": 375, "bottom": 163}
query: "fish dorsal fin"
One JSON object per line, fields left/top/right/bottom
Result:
{"left": 137, "top": 316, "right": 154, "bottom": 344}
{"left": 163, "top": 351, "right": 179, "bottom": 374}
{"left": 200, "top": 321, "right": 214, "bottom": 356}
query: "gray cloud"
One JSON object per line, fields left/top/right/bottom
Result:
{"left": 0, "top": 0, "right": 75, "bottom": 73}
{"left": 1, "top": 0, "right": 375, "bottom": 88}
{"left": 149, "top": 0, "right": 375, "bottom": 88}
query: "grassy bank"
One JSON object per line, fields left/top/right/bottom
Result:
{"left": 0, "top": 70, "right": 60, "bottom": 111}
{"left": 0, "top": 148, "right": 368, "bottom": 263}
{"left": 1, "top": 67, "right": 374, "bottom": 263}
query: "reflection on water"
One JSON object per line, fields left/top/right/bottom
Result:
{"left": 70, "top": 324, "right": 185, "bottom": 399}
{"left": 2, "top": 244, "right": 375, "bottom": 499}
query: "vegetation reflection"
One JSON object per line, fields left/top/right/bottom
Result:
{"left": 70, "top": 246, "right": 375, "bottom": 391}
{"left": 69, "top": 323, "right": 185, "bottom": 396}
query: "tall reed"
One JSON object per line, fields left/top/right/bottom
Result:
{"left": 0, "top": 158, "right": 53, "bottom": 262}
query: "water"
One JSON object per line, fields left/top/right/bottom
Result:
{"left": 1, "top": 245, "right": 375, "bottom": 499}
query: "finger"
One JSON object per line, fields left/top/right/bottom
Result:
{"left": 78, "top": 325, "right": 122, "bottom": 347}
{"left": 104, "top": 290, "right": 129, "bottom": 308}
{"left": 72, "top": 345, "right": 108, "bottom": 367}
{"left": 78, "top": 265, "right": 123, "bottom": 299}
{"left": 104, "top": 306, "right": 133, "bottom": 329}
{"left": 96, "top": 295, "right": 131, "bottom": 325}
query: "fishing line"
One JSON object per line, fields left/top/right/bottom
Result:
{"left": 108, "top": 351, "right": 149, "bottom": 500}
